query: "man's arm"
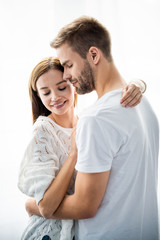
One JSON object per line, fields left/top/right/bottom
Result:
{"left": 25, "top": 170, "right": 110, "bottom": 219}
{"left": 50, "top": 170, "right": 110, "bottom": 219}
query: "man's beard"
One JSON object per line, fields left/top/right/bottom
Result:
{"left": 73, "top": 61, "right": 95, "bottom": 95}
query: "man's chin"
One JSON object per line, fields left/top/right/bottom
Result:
{"left": 76, "top": 87, "right": 93, "bottom": 95}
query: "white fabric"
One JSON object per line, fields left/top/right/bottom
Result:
{"left": 75, "top": 89, "right": 159, "bottom": 240}
{"left": 18, "top": 116, "right": 75, "bottom": 240}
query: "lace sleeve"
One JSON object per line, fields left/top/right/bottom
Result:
{"left": 18, "top": 121, "right": 60, "bottom": 204}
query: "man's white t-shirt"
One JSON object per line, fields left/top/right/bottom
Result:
{"left": 75, "top": 89, "right": 159, "bottom": 240}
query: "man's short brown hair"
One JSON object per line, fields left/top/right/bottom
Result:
{"left": 50, "top": 16, "right": 112, "bottom": 61}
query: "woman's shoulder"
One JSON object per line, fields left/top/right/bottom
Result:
{"left": 33, "top": 116, "right": 56, "bottom": 134}
{"left": 33, "top": 116, "right": 73, "bottom": 137}
{"left": 34, "top": 115, "right": 50, "bottom": 124}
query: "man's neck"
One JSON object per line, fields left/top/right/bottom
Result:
{"left": 95, "top": 60, "right": 126, "bottom": 99}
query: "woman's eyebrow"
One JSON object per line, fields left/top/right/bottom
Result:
{"left": 40, "top": 87, "right": 48, "bottom": 90}
{"left": 56, "top": 80, "right": 67, "bottom": 86}
{"left": 39, "top": 80, "right": 67, "bottom": 90}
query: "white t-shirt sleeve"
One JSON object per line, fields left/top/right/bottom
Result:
{"left": 18, "top": 121, "right": 59, "bottom": 205}
{"left": 75, "top": 116, "right": 121, "bottom": 173}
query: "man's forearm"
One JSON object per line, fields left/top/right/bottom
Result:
{"left": 51, "top": 171, "right": 110, "bottom": 220}
{"left": 27, "top": 171, "right": 110, "bottom": 221}
{"left": 51, "top": 194, "right": 94, "bottom": 220}
{"left": 26, "top": 194, "right": 93, "bottom": 220}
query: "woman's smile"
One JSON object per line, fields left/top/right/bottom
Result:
{"left": 52, "top": 100, "right": 67, "bottom": 109}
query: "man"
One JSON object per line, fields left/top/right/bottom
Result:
{"left": 27, "top": 16, "right": 159, "bottom": 239}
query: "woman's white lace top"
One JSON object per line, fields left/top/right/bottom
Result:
{"left": 18, "top": 116, "right": 75, "bottom": 240}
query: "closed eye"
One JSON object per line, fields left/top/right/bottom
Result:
{"left": 68, "top": 64, "right": 73, "bottom": 68}
{"left": 43, "top": 92, "right": 50, "bottom": 96}
{"left": 59, "top": 87, "right": 66, "bottom": 91}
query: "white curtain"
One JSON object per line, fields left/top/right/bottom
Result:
{"left": 0, "top": 0, "right": 159, "bottom": 239}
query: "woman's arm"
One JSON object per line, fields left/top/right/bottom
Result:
{"left": 25, "top": 126, "right": 77, "bottom": 219}
{"left": 38, "top": 150, "right": 77, "bottom": 218}
{"left": 25, "top": 151, "right": 77, "bottom": 218}
{"left": 120, "top": 79, "right": 147, "bottom": 107}
{"left": 25, "top": 197, "right": 40, "bottom": 217}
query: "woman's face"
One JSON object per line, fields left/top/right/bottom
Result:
{"left": 36, "top": 69, "right": 75, "bottom": 116}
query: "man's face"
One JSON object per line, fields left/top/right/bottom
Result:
{"left": 57, "top": 43, "right": 95, "bottom": 95}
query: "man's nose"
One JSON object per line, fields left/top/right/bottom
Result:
{"left": 63, "top": 71, "right": 72, "bottom": 81}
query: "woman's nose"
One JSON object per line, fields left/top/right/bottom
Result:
{"left": 51, "top": 92, "right": 61, "bottom": 102}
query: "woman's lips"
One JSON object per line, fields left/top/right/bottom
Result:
{"left": 53, "top": 101, "right": 66, "bottom": 109}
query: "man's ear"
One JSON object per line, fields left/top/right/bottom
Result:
{"left": 88, "top": 47, "right": 100, "bottom": 65}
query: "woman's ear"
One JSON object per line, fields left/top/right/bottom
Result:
{"left": 88, "top": 47, "right": 100, "bottom": 64}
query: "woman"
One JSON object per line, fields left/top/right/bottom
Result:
{"left": 18, "top": 56, "right": 146, "bottom": 240}
{"left": 18, "top": 57, "right": 77, "bottom": 240}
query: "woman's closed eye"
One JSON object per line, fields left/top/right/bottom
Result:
{"left": 43, "top": 91, "right": 50, "bottom": 96}
{"left": 59, "top": 87, "right": 66, "bottom": 91}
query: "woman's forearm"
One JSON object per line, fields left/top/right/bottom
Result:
{"left": 25, "top": 198, "right": 42, "bottom": 217}
{"left": 38, "top": 152, "right": 77, "bottom": 219}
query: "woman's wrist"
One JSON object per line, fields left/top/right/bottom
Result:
{"left": 68, "top": 151, "right": 77, "bottom": 164}
{"left": 129, "top": 79, "right": 147, "bottom": 94}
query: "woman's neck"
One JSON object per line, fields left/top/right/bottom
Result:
{"left": 49, "top": 108, "right": 77, "bottom": 128}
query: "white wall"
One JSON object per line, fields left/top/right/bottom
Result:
{"left": 0, "top": 0, "right": 159, "bottom": 239}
